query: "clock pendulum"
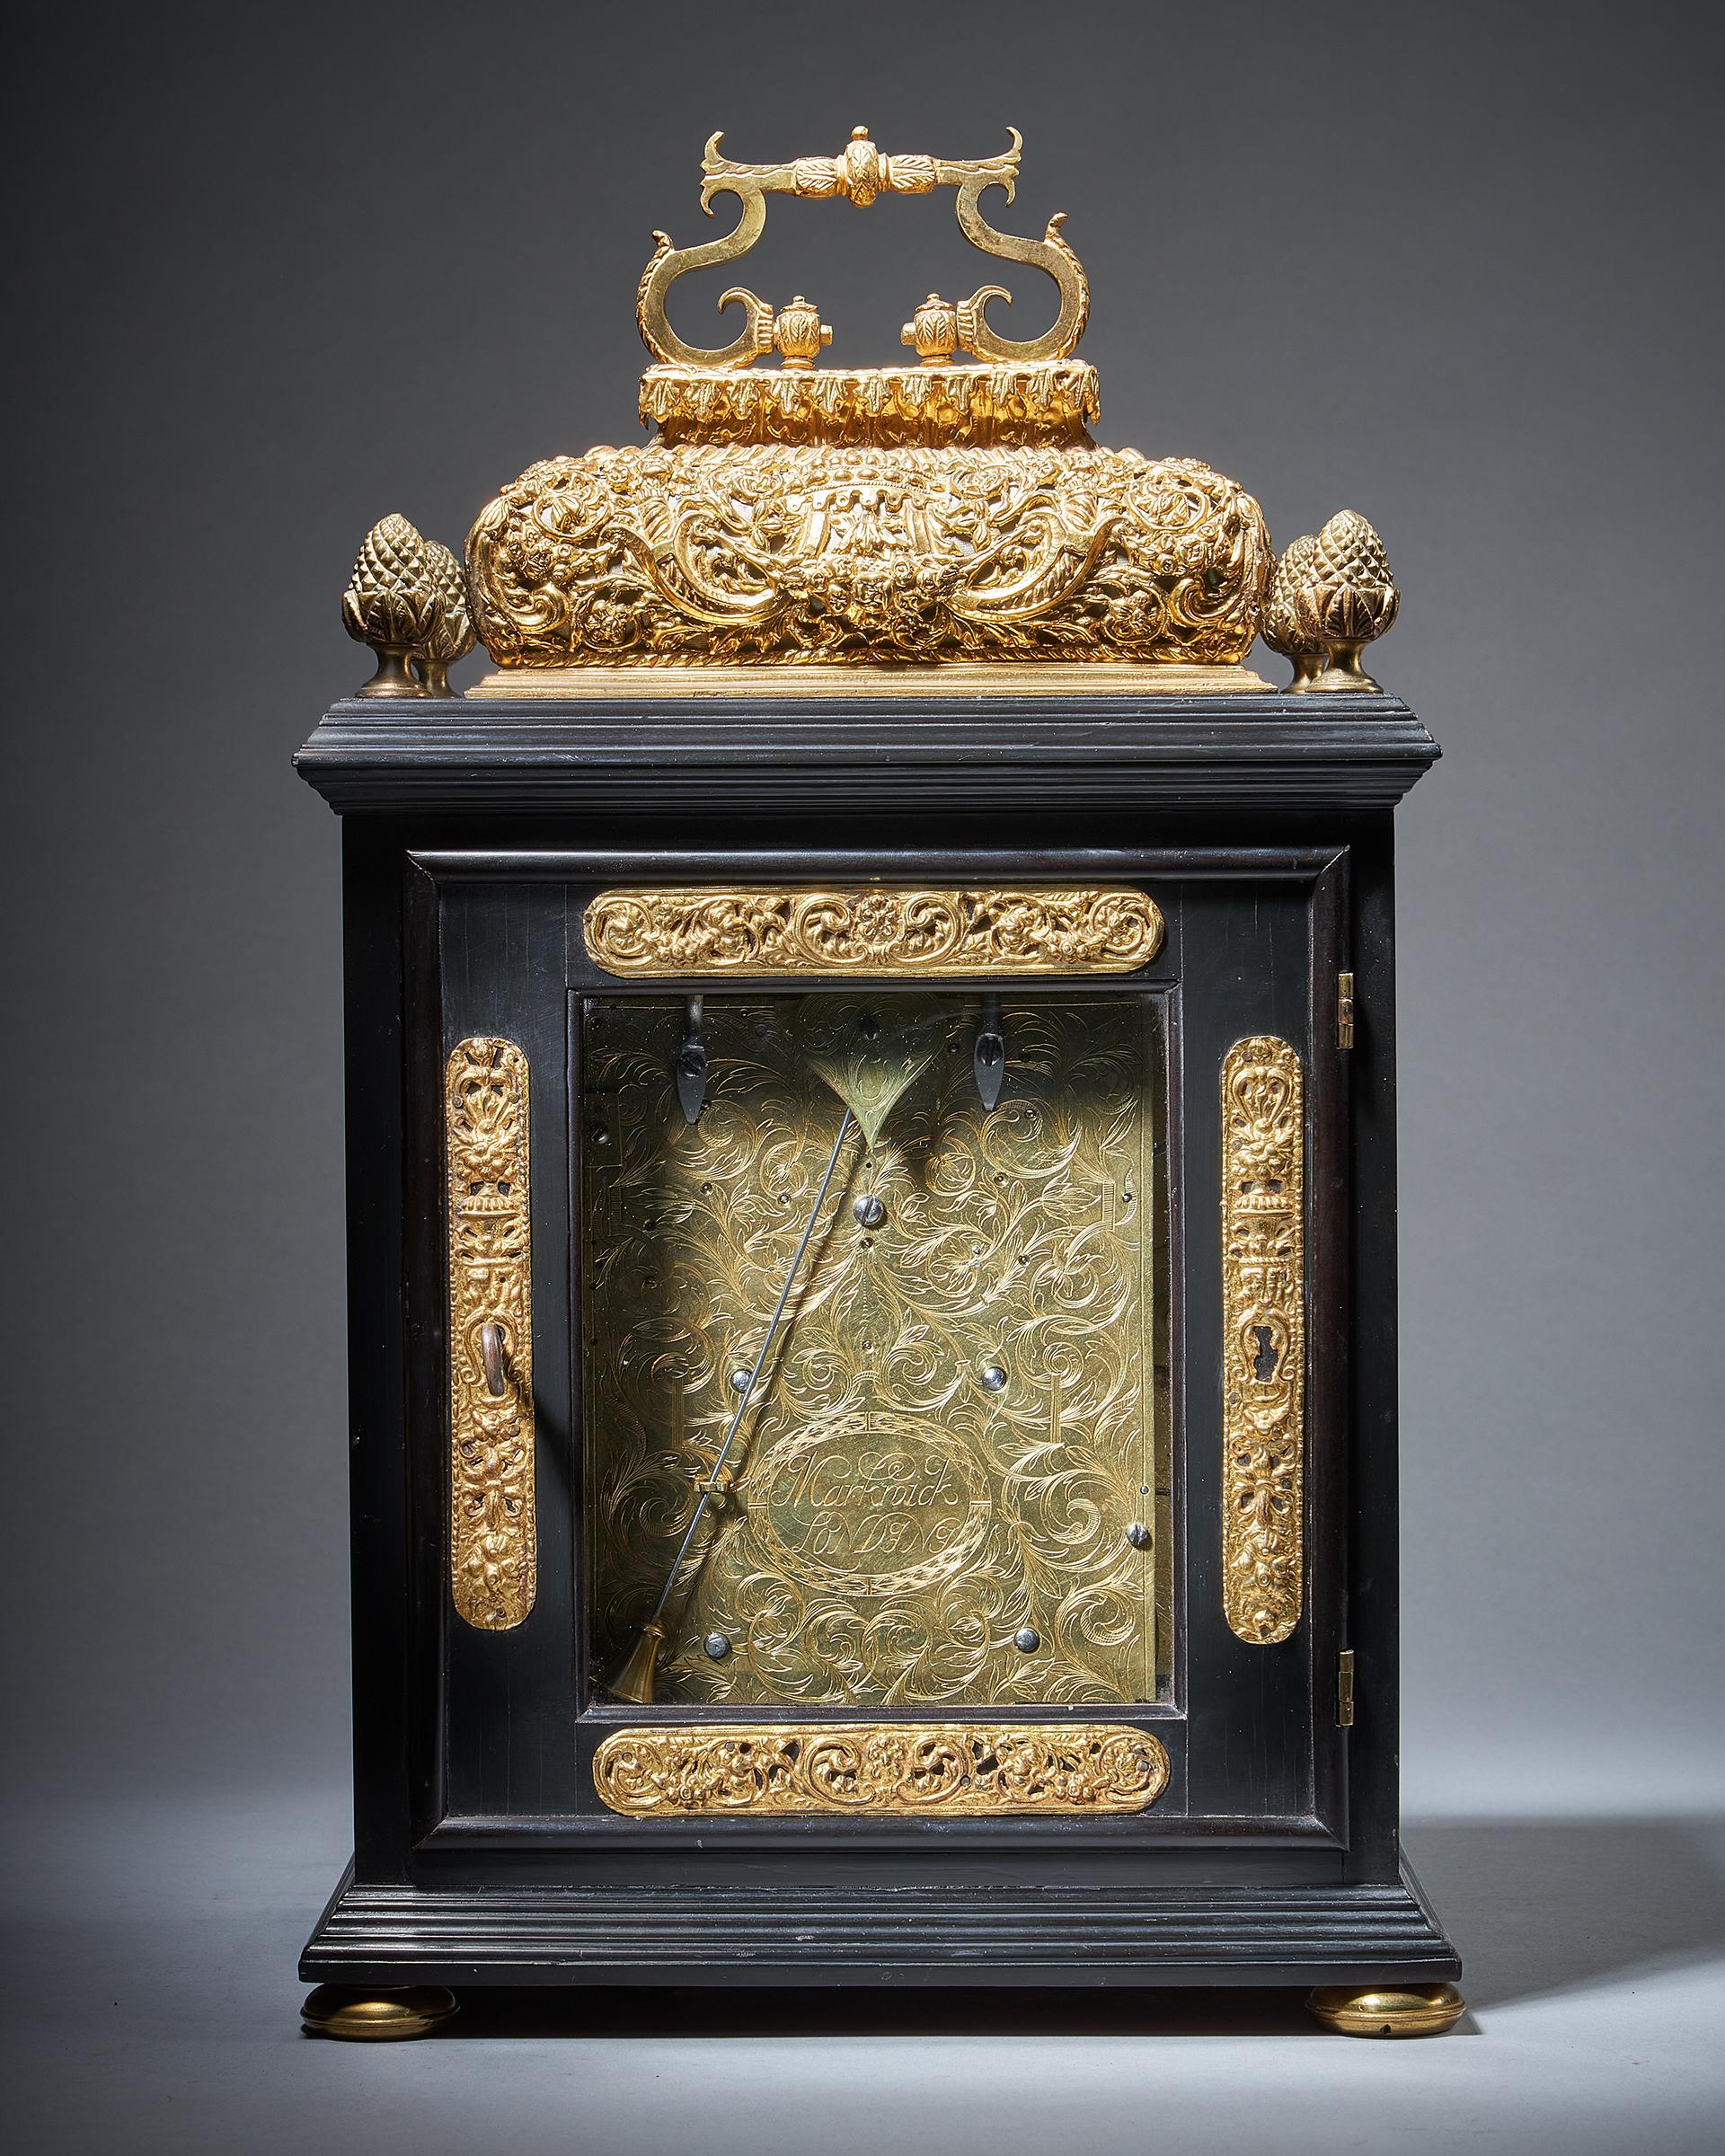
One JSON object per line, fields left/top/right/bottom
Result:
{"left": 608, "top": 1101, "right": 857, "bottom": 1704}
{"left": 610, "top": 992, "right": 1001, "bottom": 1703}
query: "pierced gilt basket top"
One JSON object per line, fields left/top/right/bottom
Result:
{"left": 341, "top": 128, "right": 1400, "bottom": 689}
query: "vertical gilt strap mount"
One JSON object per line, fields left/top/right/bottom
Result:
{"left": 447, "top": 1038, "right": 536, "bottom": 1630}
{"left": 1220, "top": 1036, "right": 1305, "bottom": 1644}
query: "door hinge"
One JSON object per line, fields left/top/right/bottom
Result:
{"left": 1337, "top": 972, "right": 1356, "bottom": 1050}
{"left": 1337, "top": 1648, "right": 1356, "bottom": 1727}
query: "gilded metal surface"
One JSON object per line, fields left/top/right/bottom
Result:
{"left": 415, "top": 536, "right": 475, "bottom": 694}
{"left": 582, "top": 887, "right": 1164, "bottom": 980}
{"left": 793, "top": 995, "right": 953, "bottom": 1147}
{"left": 466, "top": 446, "right": 1269, "bottom": 667}
{"left": 637, "top": 361, "right": 1099, "bottom": 447}
{"left": 635, "top": 127, "right": 1088, "bottom": 373}
{"left": 1220, "top": 1035, "right": 1305, "bottom": 1644}
{"left": 447, "top": 1038, "right": 536, "bottom": 1630}
{"left": 902, "top": 293, "right": 962, "bottom": 366}
{"left": 582, "top": 995, "right": 1165, "bottom": 1706}
{"left": 1306, "top": 1985, "right": 1466, "bottom": 2039}
{"left": 1278, "top": 510, "right": 1399, "bottom": 693}
{"left": 464, "top": 126, "right": 1281, "bottom": 669}
{"left": 1260, "top": 532, "right": 1326, "bottom": 689}
{"left": 467, "top": 660, "right": 1270, "bottom": 698}
{"left": 341, "top": 514, "right": 436, "bottom": 697}
{"left": 301, "top": 1987, "right": 459, "bottom": 2042}
{"left": 341, "top": 515, "right": 474, "bottom": 697}
{"left": 591, "top": 1723, "right": 1170, "bottom": 1816}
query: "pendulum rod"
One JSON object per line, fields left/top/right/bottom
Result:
{"left": 608, "top": 1109, "right": 855, "bottom": 1701}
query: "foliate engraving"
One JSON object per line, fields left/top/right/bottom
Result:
{"left": 746, "top": 1415, "right": 993, "bottom": 1600}
{"left": 1220, "top": 1036, "right": 1305, "bottom": 1644}
{"left": 582, "top": 887, "right": 1164, "bottom": 977}
{"left": 582, "top": 997, "right": 1163, "bottom": 1708}
{"left": 591, "top": 1723, "right": 1170, "bottom": 1816}
{"left": 447, "top": 1038, "right": 535, "bottom": 1630}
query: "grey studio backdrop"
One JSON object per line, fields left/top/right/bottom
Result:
{"left": 5, "top": 3, "right": 1722, "bottom": 2152}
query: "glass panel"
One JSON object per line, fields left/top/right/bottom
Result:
{"left": 579, "top": 993, "right": 1170, "bottom": 1705}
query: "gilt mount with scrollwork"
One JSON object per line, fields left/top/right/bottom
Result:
{"left": 338, "top": 127, "right": 1402, "bottom": 691}
{"left": 462, "top": 127, "right": 1283, "bottom": 677}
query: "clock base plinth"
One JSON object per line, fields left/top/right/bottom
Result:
{"left": 1305, "top": 1983, "right": 1465, "bottom": 2038}
{"left": 300, "top": 1984, "right": 458, "bottom": 2041}
{"left": 300, "top": 1858, "right": 1461, "bottom": 2002}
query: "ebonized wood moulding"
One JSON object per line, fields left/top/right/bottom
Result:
{"left": 302, "top": 1869, "right": 1461, "bottom": 1988}
{"left": 295, "top": 693, "right": 1440, "bottom": 817}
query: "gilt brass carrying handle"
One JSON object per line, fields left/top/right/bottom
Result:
{"left": 636, "top": 125, "right": 1088, "bottom": 370}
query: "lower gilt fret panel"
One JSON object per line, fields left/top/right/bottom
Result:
{"left": 591, "top": 1723, "right": 1170, "bottom": 1816}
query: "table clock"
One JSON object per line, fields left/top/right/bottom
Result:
{"left": 295, "top": 126, "right": 1461, "bottom": 2041}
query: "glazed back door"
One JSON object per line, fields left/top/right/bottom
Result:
{"left": 424, "top": 849, "right": 1350, "bottom": 1852}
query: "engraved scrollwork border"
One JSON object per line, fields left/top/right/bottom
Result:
{"left": 1220, "top": 1035, "right": 1305, "bottom": 1645}
{"left": 582, "top": 886, "right": 1164, "bottom": 977}
{"left": 447, "top": 1037, "right": 536, "bottom": 1630}
{"left": 591, "top": 1723, "right": 1171, "bottom": 1816}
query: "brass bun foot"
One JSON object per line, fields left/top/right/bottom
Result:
{"left": 301, "top": 1984, "right": 458, "bottom": 2041}
{"left": 1305, "top": 1983, "right": 1465, "bottom": 2037}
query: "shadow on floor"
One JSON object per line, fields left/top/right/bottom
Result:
{"left": 422, "top": 1813, "right": 1725, "bottom": 2039}
{"left": 1405, "top": 1812, "right": 1725, "bottom": 2010}
{"left": 447, "top": 1983, "right": 1313, "bottom": 2039}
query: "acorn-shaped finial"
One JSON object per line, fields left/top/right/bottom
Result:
{"left": 901, "top": 293, "right": 960, "bottom": 366}
{"left": 1261, "top": 533, "right": 1326, "bottom": 690}
{"left": 772, "top": 295, "right": 832, "bottom": 369}
{"left": 341, "top": 514, "right": 438, "bottom": 697}
{"left": 418, "top": 538, "right": 476, "bottom": 696}
{"left": 1287, "top": 510, "right": 1399, "bottom": 693}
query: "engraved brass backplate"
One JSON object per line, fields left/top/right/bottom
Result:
{"left": 1220, "top": 1035, "right": 1305, "bottom": 1644}
{"left": 447, "top": 1038, "right": 535, "bottom": 1629}
{"left": 581, "top": 994, "right": 1168, "bottom": 1705}
{"left": 592, "top": 1723, "right": 1171, "bottom": 1816}
{"left": 582, "top": 887, "right": 1163, "bottom": 978}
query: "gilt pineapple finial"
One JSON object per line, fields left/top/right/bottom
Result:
{"left": 341, "top": 515, "right": 473, "bottom": 698}
{"left": 418, "top": 539, "right": 476, "bottom": 695}
{"left": 1261, "top": 533, "right": 1326, "bottom": 690}
{"left": 1272, "top": 510, "right": 1400, "bottom": 694}
{"left": 341, "top": 515, "right": 436, "bottom": 697}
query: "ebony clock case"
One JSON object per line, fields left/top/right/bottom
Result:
{"left": 293, "top": 685, "right": 1459, "bottom": 1993}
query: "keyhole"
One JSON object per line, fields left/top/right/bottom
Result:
{"left": 1252, "top": 1326, "right": 1280, "bottom": 1382}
